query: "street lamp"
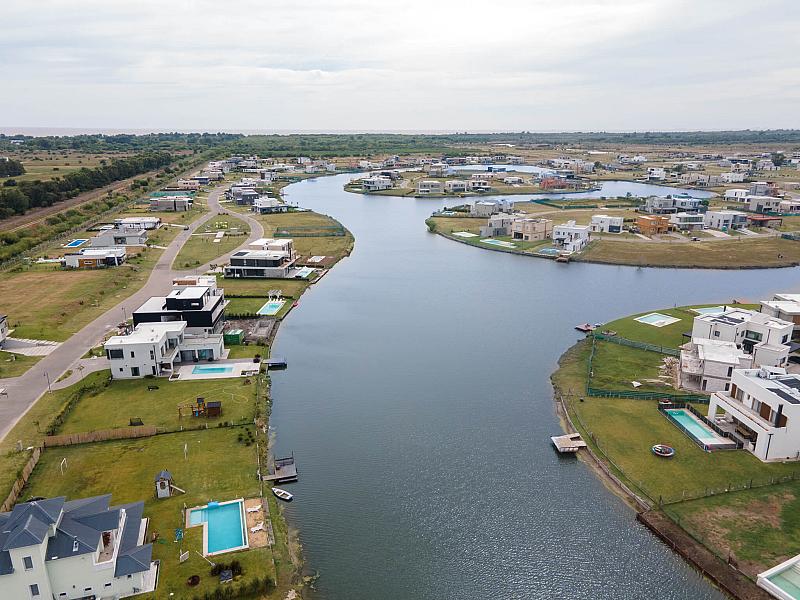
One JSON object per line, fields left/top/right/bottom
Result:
{"left": 43, "top": 371, "right": 52, "bottom": 394}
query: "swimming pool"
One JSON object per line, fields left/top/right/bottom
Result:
{"left": 192, "top": 365, "right": 234, "bottom": 375}
{"left": 634, "top": 312, "right": 681, "bottom": 327}
{"left": 257, "top": 299, "right": 286, "bottom": 316}
{"left": 189, "top": 499, "right": 248, "bottom": 555}
{"left": 663, "top": 408, "right": 736, "bottom": 450}
{"left": 537, "top": 247, "right": 561, "bottom": 256}
{"left": 294, "top": 266, "right": 315, "bottom": 278}
{"left": 692, "top": 306, "right": 727, "bottom": 316}
{"left": 480, "top": 239, "right": 517, "bottom": 248}
{"left": 64, "top": 239, "right": 88, "bottom": 248}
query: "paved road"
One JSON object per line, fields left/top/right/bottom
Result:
{"left": 0, "top": 183, "right": 264, "bottom": 442}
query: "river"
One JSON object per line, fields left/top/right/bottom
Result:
{"left": 270, "top": 173, "right": 796, "bottom": 600}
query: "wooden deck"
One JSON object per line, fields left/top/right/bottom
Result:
{"left": 262, "top": 455, "right": 298, "bottom": 483}
{"left": 551, "top": 433, "right": 587, "bottom": 453}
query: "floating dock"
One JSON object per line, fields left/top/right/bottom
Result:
{"left": 551, "top": 433, "right": 587, "bottom": 453}
{"left": 262, "top": 455, "right": 298, "bottom": 483}
{"left": 264, "top": 356, "right": 287, "bottom": 370}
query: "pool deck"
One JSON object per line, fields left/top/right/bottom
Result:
{"left": 172, "top": 359, "right": 262, "bottom": 381}
{"left": 186, "top": 498, "right": 250, "bottom": 556}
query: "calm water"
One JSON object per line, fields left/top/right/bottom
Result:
{"left": 271, "top": 174, "right": 797, "bottom": 600}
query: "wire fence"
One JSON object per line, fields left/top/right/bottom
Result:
{"left": 592, "top": 332, "right": 680, "bottom": 356}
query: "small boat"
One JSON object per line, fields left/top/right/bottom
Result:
{"left": 272, "top": 487, "right": 293, "bottom": 501}
{"left": 575, "top": 323, "right": 595, "bottom": 333}
{"left": 651, "top": 444, "right": 676, "bottom": 458}
{"left": 292, "top": 301, "right": 299, "bottom": 307}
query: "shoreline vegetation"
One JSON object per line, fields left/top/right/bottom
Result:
{"left": 550, "top": 304, "right": 800, "bottom": 598}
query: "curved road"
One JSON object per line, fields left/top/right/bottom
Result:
{"left": 0, "top": 183, "right": 264, "bottom": 441}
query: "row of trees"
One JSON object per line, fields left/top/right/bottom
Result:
{"left": 0, "top": 152, "right": 173, "bottom": 218}
{"left": 0, "top": 132, "right": 243, "bottom": 153}
{"left": 0, "top": 158, "right": 25, "bottom": 177}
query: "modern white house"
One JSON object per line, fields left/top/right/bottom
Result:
{"left": 252, "top": 197, "right": 289, "bottom": 214}
{"left": 669, "top": 212, "right": 705, "bottom": 231}
{"left": 224, "top": 247, "right": 297, "bottom": 279}
{"left": 707, "top": 367, "right": 800, "bottom": 461}
{"left": 113, "top": 217, "right": 161, "bottom": 230}
{"left": 133, "top": 284, "right": 227, "bottom": 335}
{"left": 502, "top": 176, "right": 524, "bottom": 185}
{"left": 361, "top": 176, "right": 393, "bottom": 191}
{"left": 646, "top": 167, "right": 666, "bottom": 181}
{"left": 703, "top": 210, "right": 748, "bottom": 231}
{"left": 691, "top": 309, "right": 793, "bottom": 368}
{"left": 679, "top": 338, "right": 753, "bottom": 392}
{"left": 0, "top": 314, "right": 7, "bottom": 348}
{"left": 444, "top": 180, "right": 468, "bottom": 193}
{"left": 723, "top": 188, "right": 748, "bottom": 202}
{"left": 720, "top": 172, "right": 746, "bottom": 183}
{"left": 589, "top": 214, "right": 623, "bottom": 234}
{"left": 468, "top": 180, "right": 492, "bottom": 192}
{"left": 761, "top": 293, "right": 800, "bottom": 330}
{"left": 417, "top": 180, "right": 444, "bottom": 195}
{"left": 105, "top": 321, "right": 224, "bottom": 379}
{"left": 552, "top": 220, "right": 590, "bottom": 253}
{"left": 62, "top": 247, "right": 127, "bottom": 269}
{"left": 747, "top": 195, "right": 782, "bottom": 213}
{"left": 90, "top": 227, "right": 148, "bottom": 248}
{"left": 0, "top": 495, "right": 157, "bottom": 599}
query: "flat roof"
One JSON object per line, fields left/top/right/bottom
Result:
{"left": 167, "top": 286, "right": 209, "bottom": 300}
{"left": 692, "top": 338, "right": 746, "bottom": 363}
{"left": 739, "top": 369, "right": 800, "bottom": 405}
{"left": 106, "top": 322, "right": 185, "bottom": 345}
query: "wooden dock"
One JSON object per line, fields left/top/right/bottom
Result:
{"left": 264, "top": 356, "right": 287, "bottom": 370}
{"left": 262, "top": 455, "right": 298, "bottom": 483}
{"left": 551, "top": 433, "right": 587, "bottom": 453}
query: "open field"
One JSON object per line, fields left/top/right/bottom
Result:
{"left": 22, "top": 428, "right": 276, "bottom": 599}
{"left": 7, "top": 152, "right": 126, "bottom": 183}
{"left": 253, "top": 210, "right": 354, "bottom": 260}
{"left": 56, "top": 371, "right": 259, "bottom": 434}
{"left": 173, "top": 213, "right": 250, "bottom": 268}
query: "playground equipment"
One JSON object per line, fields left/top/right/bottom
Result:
{"left": 155, "top": 469, "right": 186, "bottom": 499}
{"left": 178, "top": 397, "right": 223, "bottom": 420}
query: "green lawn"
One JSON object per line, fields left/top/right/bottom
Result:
{"left": 56, "top": 372, "right": 260, "bottom": 434}
{"left": 22, "top": 428, "right": 275, "bottom": 599}
{"left": 173, "top": 214, "right": 250, "bottom": 268}
{"left": 222, "top": 278, "right": 309, "bottom": 298}
{"left": 226, "top": 344, "right": 270, "bottom": 360}
{"left": 589, "top": 341, "right": 675, "bottom": 393}
{"left": 0, "top": 351, "right": 42, "bottom": 378}
{"left": 226, "top": 297, "right": 294, "bottom": 319}
{"left": 602, "top": 304, "right": 757, "bottom": 349}
{"left": 253, "top": 211, "right": 354, "bottom": 260}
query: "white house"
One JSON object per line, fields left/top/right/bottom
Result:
{"left": 252, "top": 197, "right": 289, "bottom": 214}
{"left": 361, "top": 176, "right": 393, "bottom": 191}
{"left": 502, "top": 176, "right": 524, "bottom": 185}
{"left": 133, "top": 284, "right": 227, "bottom": 335}
{"left": 747, "top": 195, "right": 782, "bottom": 213}
{"left": 444, "top": 180, "right": 468, "bottom": 193}
{"left": 90, "top": 227, "right": 148, "bottom": 247}
{"left": 708, "top": 368, "right": 800, "bottom": 461}
{"left": 417, "top": 180, "right": 444, "bottom": 195}
{"left": 720, "top": 172, "right": 745, "bottom": 183}
{"left": 0, "top": 314, "right": 7, "bottom": 348}
{"left": 779, "top": 199, "right": 800, "bottom": 213}
{"left": 679, "top": 338, "right": 753, "bottom": 392}
{"left": 724, "top": 188, "right": 748, "bottom": 202}
{"left": 589, "top": 215, "right": 623, "bottom": 234}
{"left": 468, "top": 180, "right": 492, "bottom": 192}
{"left": 691, "top": 308, "right": 793, "bottom": 368}
{"left": 703, "top": 210, "right": 748, "bottom": 231}
{"left": 669, "top": 212, "right": 705, "bottom": 231}
{"left": 113, "top": 217, "right": 161, "bottom": 230}
{"left": 0, "top": 495, "right": 158, "bottom": 599}
{"left": 552, "top": 220, "right": 590, "bottom": 253}
{"left": 62, "top": 247, "right": 127, "bottom": 269}
{"left": 761, "top": 293, "right": 800, "bottom": 330}
{"left": 105, "top": 321, "right": 224, "bottom": 379}
{"left": 646, "top": 167, "right": 666, "bottom": 181}
{"left": 224, "top": 247, "right": 297, "bottom": 279}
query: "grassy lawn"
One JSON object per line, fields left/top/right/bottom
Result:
{"left": 589, "top": 341, "right": 676, "bottom": 393}
{"left": 665, "top": 481, "right": 800, "bottom": 576}
{"left": 0, "top": 350, "right": 42, "bottom": 378}
{"left": 581, "top": 237, "right": 800, "bottom": 268}
{"left": 173, "top": 214, "right": 250, "bottom": 268}
{"left": 427, "top": 215, "right": 482, "bottom": 234}
{"left": 226, "top": 344, "right": 270, "bottom": 360}
{"left": 22, "top": 428, "right": 278, "bottom": 599}
{"left": 56, "top": 371, "right": 259, "bottom": 434}
{"left": 223, "top": 278, "right": 309, "bottom": 298}
{"left": 253, "top": 211, "right": 354, "bottom": 261}
{"left": 553, "top": 340, "right": 800, "bottom": 503}
{"left": 602, "top": 303, "right": 757, "bottom": 348}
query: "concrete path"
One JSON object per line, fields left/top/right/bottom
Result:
{"left": 2, "top": 337, "right": 61, "bottom": 356}
{"left": 0, "top": 182, "right": 264, "bottom": 442}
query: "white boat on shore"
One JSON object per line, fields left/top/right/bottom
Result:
{"left": 272, "top": 487, "right": 293, "bottom": 501}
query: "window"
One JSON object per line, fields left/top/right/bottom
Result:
{"left": 725, "top": 383, "right": 730, "bottom": 391}
{"left": 727, "top": 366, "right": 733, "bottom": 376}
{"left": 107, "top": 349, "right": 124, "bottom": 360}
{"left": 713, "top": 331, "right": 720, "bottom": 337}
{"left": 130, "top": 351, "right": 135, "bottom": 358}
{"left": 23, "top": 556, "right": 33, "bottom": 570}
{"left": 84, "top": 587, "right": 92, "bottom": 592}
{"left": 149, "top": 350, "right": 155, "bottom": 360}
{"left": 131, "top": 367, "right": 140, "bottom": 377}
{"left": 783, "top": 335, "right": 789, "bottom": 344}
{"left": 104, "top": 583, "right": 112, "bottom": 588}
{"left": 29, "top": 584, "right": 40, "bottom": 597}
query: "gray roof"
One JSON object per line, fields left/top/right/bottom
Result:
{"left": 155, "top": 470, "right": 172, "bottom": 482}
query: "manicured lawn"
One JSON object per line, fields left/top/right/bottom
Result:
{"left": 223, "top": 278, "right": 309, "bottom": 298}
{"left": 602, "top": 303, "right": 757, "bottom": 349}
{"left": 22, "top": 428, "right": 275, "bottom": 599}
{"left": 0, "top": 350, "right": 42, "bottom": 378}
{"left": 226, "top": 344, "right": 270, "bottom": 360}
{"left": 581, "top": 237, "right": 800, "bottom": 268}
{"left": 427, "top": 216, "right": 481, "bottom": 234}
{"left": 589, "top": 341, "right": 676, "bottom": 393}
{"left": 173, "top": 214, "right": 250, "bottom": 268}
{"left": 553, "top": 340, "right": 800, "bottom": 503}
{"left": 56, "top": 372, "right": 259, "bottom": 434}
{"left": 253, "top": 211, "right": 354, "bottom": 260}
{"left": 666, "top": 481, "right": 800, "bottom": 576}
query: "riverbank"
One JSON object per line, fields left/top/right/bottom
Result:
{"left": 550, "top": 303, "right": 800, "bottom": 597}
{"left": 427, "top": 216, "right": 800, "bottom": 269}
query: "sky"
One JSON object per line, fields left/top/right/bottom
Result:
{"left": 1, "top": 0, "right": 799, "bottom": 133}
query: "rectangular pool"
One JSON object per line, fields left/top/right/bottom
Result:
{"left": 64, "top": 238, "right": 88, "bottom": 248}
{"left": 663, "top": 408, "right": 736, "bottom": 450}
{"left": 188, "top": 499, "right": 248, "bottom": 555}
{"left": 692, "top": 305, "right": 727, "bottom": 316}
{"left": 192, "top": 365, "right": 234, "bottom": 375}
{"left": 257, "top": 299, "right": 286, "bottom": 316}
{"left": 480, "top": 239, "right": 517, "bottom": 248}
{"left": 634, "top": 312, "right": 680, "bottom": 327}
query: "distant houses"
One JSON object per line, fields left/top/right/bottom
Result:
{"left": 90, "top": 227, "right": 147, "bottom": 248}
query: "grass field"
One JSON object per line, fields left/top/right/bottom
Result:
{"left": 9, "top": 152, "right": 127, "bottom": 183}
{"left": 22, "top": 428, "right": 276, "bottom": 599}
{"left": 589, "top": 341, "right": 676, "bottom": 393}
{"left": 223, "top": 278, "right": 309, "bottom": 298}
{"left": 55, "top": 372, "right": 259, "bottom": 434}
{"left": 0, "top": 350, "right": 42, "bottom": 378}
{"left": 173, "top": 214, "right": 250, "bottom": 268}
{"left": 253, "top": 211, "right": 354, "bottom": 260}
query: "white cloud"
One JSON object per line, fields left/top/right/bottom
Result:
{"left": 0, "top": 0, "right": 798, "bottom": 131}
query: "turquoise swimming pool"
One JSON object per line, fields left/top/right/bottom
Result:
{"left": 257, "top": 299, "right": 286, "bottom": 316}
{"left": 634, "top": 312, "right": 680, "bottom": 327}
{"left": 663, "top": 408, "right": 737, "bottom": 450}
{"left": 189, "top": 500, "right": 248, "bottom": 555}
{"left": 192, "top": 365, "right": 234, "bottom": 375}
{"left": 692, "top": 306, "right": 726, "bottom": 315}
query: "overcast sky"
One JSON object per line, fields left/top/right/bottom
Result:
{"left": 1, "top": 0, "right": 798, "bottom": 132}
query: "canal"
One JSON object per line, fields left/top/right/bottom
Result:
{"left": 270, "top": 174, "right": 794, "bottom": 600}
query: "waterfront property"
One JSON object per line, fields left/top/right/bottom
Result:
{"left": 360, "top": 176, "right": 393, "bottom": 191}
{"left": 707, "top": 367, "right": 800, "bottom": 461}
{"left": 479, "top": 214, "right": 517, "bottom": 237}
{"left": 509, "top": 217, "right": 553, "bottom": 242}
{"left": 589, "top": 214, "right": 623, "bottom": 234}
{"left": 634, "top": 312, "right": 681, "bottom": 327}
{"left": 0, "top": 495, "right": 157, "bottom": 599}
{"left": 762, "top": 293, "right": 800, "bottom": 330}
{"left": 252, "top": 197, "right": 289, "bottom": 214}
{"left": 61, "top": 246, "right": 126, "bottom": 269}
{"left": 552, "top": 220, "right": 590, "bottom": 253}
{"left": 104, "top": 321, "right": 225, "bottom": 379}
{"left": 662, "top": 407, "right": 738, "bottom": 451}
{"left": 133, "top": 283, "right": 227, "bottom": 335}
{"left": 186, "top": 499, "right": 249, "bottom": 556}
{"left": 636, "top": 215, "right": 670, "bottom": 236}
{"left": 417, "top": 180, "right": 444, "bottom": 195}
{"left": 679, "top": 338, "right": 752, "bottom": 392}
